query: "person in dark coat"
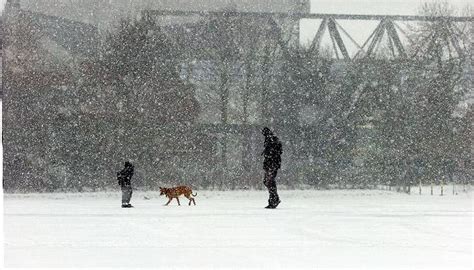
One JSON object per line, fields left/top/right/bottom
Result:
{"left": 261, "top": 127, "right": 282, "bottom": 209}
{"left": 117, "top": 161, "right": 134, "bottom": 208}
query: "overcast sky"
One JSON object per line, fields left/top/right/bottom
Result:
{"left": 310, "top": 0, "right": 471, "bottom": 15}
{"left": 1, "top": 0, "right": 471, "bottom": 14}
{"left": 2, "top": 1, "right": 471, "bottom": 12}
{"left": 301, "top": 0, "right": 472, "bottom": 51}
{"left": 1, "top": 0, "right": 471, "bottom": 52}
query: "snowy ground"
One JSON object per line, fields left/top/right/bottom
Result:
{"left": 3, "top": 189, "right": 473, "bottom": 269}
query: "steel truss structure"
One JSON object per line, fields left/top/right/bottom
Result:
{"left": 144, "top": 10, "right": 473, "bottom": 61}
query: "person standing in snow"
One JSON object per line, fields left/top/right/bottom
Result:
{"left": 117, "top": 161, "right": 134, "bottom": 208}
{"left": 261, "top": 127, "right": 282, "bottom": 209}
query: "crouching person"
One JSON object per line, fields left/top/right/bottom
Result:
{"left": 117, "top": 161, "right": 134, "bottom": 208}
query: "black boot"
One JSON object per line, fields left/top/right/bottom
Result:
{"left": 273, "top": 200, "right": 281, "bottom": 208}
{"left": 265, "top": 200, "right": 280, "bottom": 209}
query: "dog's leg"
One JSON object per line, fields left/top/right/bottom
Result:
{"left": 176, "top": 197, "right": 181, "bottom": 206}
{"left": 192, "top": 198, "right": 196, "bottom": 205}
{"left": 185, "top": 194, "right": 192, "bottom": 206}
{"left": 165, "top": 197, "right": 172, "bottom": 206}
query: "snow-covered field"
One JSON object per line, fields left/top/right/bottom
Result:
{"left": 3, "top": 189, "right": 473, "bottom": 269}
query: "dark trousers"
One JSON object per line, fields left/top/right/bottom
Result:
{"left": 263, "top": 169, "right": 280, "bottom": 206}
{"left": 121, "top": 185, "right": 132, "bottom": 205}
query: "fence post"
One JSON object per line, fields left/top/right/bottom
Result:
{"left": 419, "top": 178, "right": 422, "bottom": 195}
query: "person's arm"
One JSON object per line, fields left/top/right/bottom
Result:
{"left": 277, "top": 140, "right": 283, "bottom": 155}
{"left": 117, "top": 171, "right": 123, "bottom": 185}
{"left": 262, "top": 137, "right": 270, "bottom": 156}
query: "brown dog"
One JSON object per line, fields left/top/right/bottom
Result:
{"left": 159, "top": 186, "right": 197, "bottom": 206}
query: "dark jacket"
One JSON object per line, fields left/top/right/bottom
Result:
{"left": 262, "top": 134, "right": 283, "bottom": 170}
{"left": 117, "top": 163, "right": 134, "bottom": 187}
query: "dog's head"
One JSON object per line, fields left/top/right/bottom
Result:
{"left": 159, "top": 187, "right": 166, "bottom": 196}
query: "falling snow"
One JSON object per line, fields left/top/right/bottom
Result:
{"left": 1, "top": 0, "right": 473, "bottom": 269}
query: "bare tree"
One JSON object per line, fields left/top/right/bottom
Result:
{"left": 406, "top": 1, "right": 472, "bottom": 193}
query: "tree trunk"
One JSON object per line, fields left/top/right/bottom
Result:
{"left": 220, "top": 137, "right": 227, "bottom": 190}
{"left": 440, "top": 177, "right": 444, "bottom": 196}
{"left": 219, "top": 66, "right": 229, "bottom": 190}
{"left": 463, "top": 175, "right": 466, "bottom": 192}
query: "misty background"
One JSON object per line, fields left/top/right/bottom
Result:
{"left": 1, "top": 0, "right": 473, "bottom": 192}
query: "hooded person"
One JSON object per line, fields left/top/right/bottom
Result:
{"left": 117, "top": 161, "right": 134, "bottom": 208}
{"left": 261, "top": 127, "right": 282, "bottom": 209}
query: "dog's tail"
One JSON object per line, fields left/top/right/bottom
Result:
{"left": 192, "top": 192, "right": 197, "bottom": 197}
